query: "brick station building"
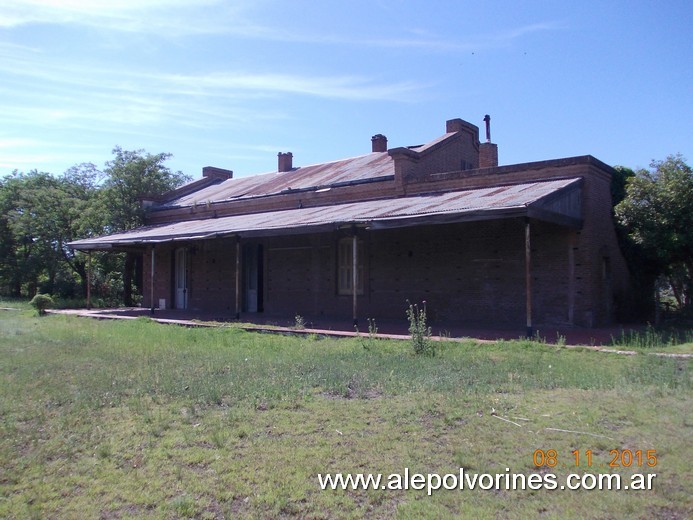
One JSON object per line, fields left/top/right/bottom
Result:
{"left": 70, "top": 116, "right": 634, "bottom": 331}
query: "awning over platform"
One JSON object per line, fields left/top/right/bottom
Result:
{"left": 69, "top": 178, "right": 583, "bottom": 250}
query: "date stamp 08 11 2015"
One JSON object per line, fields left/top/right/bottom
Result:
{"left": 533, "top": 448, "right": 658, "bottom": 469}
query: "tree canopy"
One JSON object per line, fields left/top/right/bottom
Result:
{"left": 0, "top": 148, "right": 189, "bottom": 302}
{"left": 98, "top": 147, "right": 190, "bottom": 234}
{"left": 615, "top": 154, "right": 693, "bottom": 310}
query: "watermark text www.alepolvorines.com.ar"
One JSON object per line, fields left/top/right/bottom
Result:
{"left": 317, "top": 468, "right": 657, "bottom": 496}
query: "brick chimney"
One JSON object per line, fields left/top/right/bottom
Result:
{"left": 371, "top": 134, "right": 388, "bottom": 152}
{"left": 446, "top": 118, "right": 466, "bottom": 133}
{"left": 278, "top": 152, "right": 293, "bottom": 172}
{"left": 202, "top": 166, "right": 233, "bottom": 180}
{"left": 479, "top": 114, "right": 498, "bottom": 168}
{"left": 479, "top": 143, "right": 498, "bottom": 168}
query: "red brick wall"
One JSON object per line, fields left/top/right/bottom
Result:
{"left": 142, "top": 217, "right": 617, "bottom": 328}
{"left": 142, "top": 245, "right": 172, "bottom": 309}
{"left": 187, "top": 238, "right": 237, "bottom": 313}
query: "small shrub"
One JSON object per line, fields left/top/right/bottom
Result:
{"left": 293, "top": 314, "right": 306, "bottom": 330}
{"left": 29, "top": 293, "right": 54, "bottom": 316}
{"left": 406, "top": 300, "right": 434, "bottom": 356}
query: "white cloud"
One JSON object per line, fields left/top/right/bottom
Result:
{"left": 1, "top": 1, "right": 562, "bottom": 53}
{"left": 0, "top": 0, "right": 241, "bottom": 34}
{"left": 163, "top": 72, "right": 424, "bottom": 101}
{"left": 0, "top": 40, "right": 425, "bottom": 113}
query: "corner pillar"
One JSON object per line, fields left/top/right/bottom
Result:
{"left": 235, "top": 236, "right": 241, "bottom": 319}
{"left": 352, "top": 231, "right": 358, "bottom": 327}
{"left": 525, "top": 219, "right": 532, "bottom": 338}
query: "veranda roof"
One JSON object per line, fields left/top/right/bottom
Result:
{"left": 69, "top": 178, "right": 582, "bottom": 250}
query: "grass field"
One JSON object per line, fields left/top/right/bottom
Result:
{"left": 0, "top": 306, "right": 691, "bottom": 519}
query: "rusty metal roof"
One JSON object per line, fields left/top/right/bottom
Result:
{"left": 162, "top": 151, "right": 394, "bottom": 208}
{"left": 70, "top": 178, "right": 582, "bottom": 250}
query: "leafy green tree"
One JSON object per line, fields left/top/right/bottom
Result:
{"left": 610, "top": 165, "right": 658, "bottom": 319}
{"left": 0, "top": 170, "right": 86, "bottom": 296}
{"left": 0, "top": 148, "right": 188, "bottom": 304}
{"left": 615, "top": 154, "right": 693, "bottom": 310}
{"left": 59, "top": 163, "right": 104, "bottom": 296}
{"left": 95, "top": 147, "right": 190, "bottom": 305}
{"left": 98, "top": 147, "right": 190, "bottom": 233}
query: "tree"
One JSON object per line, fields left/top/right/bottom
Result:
{"left": 0, "top": 170, "right": 89, "bottom": 297}
{"left": 615, "top": 154, "right": 693, "bottom": 310}
{"left": 98, "top": 147, "right": 190, "bottom": 233}
{"left": 96, "top": 147, "right": 190, "bottom": 305}
{"left": 0, "top": 148, "right": 189, "bottom": 305}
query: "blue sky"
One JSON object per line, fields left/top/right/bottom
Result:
{"left": 1, "top": 1, "right": 691, "bottom": 180}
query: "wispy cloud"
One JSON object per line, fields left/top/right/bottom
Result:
{"left": 0, "top": 40, "right": 425, "bottom": 145}
{"left": 492, "top": 22, "right": 565, "bottom": 42}
{"left": 2, "top": 1, "right": 562, "bottom": 53}
{"left": 163, "top": 72, "right": 424, "bottom": 101}
{"left": 0, "top": 0, "right": 231, "bottom": 34}
{"left": 258, "top": 21, "right": 563, "bottom": 52}
{"left": 0, "top": 41, "right": 424, "bottom": 100}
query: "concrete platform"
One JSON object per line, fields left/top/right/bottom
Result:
{"left": 48, "top": 307, "right": 645, "bottom": 348}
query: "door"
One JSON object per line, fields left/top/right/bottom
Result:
{"left": 243, "top": 244, "right": 263, "bottom": 312}
{"left": 175, "top": 247, "right": 187, "bottom": 309}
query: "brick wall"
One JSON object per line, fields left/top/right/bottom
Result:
{"left": 141, "top": 215, "right": 619, "bottom": 328}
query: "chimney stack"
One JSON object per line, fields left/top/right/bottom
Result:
{"left": 446, "top": 118, "right": 465, "bottom": 133}
{"left": 479, "top": 114, "right": 498, "bottom": 168}
{"left": 202, "top": 166, "right": 233, "bottom": 180}
{"left": 371, "top": 134, "right": 388, "bottom": 152}
{"left": 277, "top": 152, "right": 293, "bottom": 172}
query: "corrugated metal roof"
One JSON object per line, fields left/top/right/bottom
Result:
{"left": 162, "top": 152, "right": 394, "bottom": 208}
{"left": 70, "top": 178, "right": 581, "bottom": 249}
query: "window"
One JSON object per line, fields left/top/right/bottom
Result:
{"left": 602, "top": 256, "right": 612, "bottom": 281}
{"left": 338, "top": 237, "right": 364, "bottom": 295}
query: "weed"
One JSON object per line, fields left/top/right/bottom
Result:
{"left": 293, "top": 314, "right": 306, "bottom": 330}
{"left": 210, "top": 426, "right": 229, "bottom": 448}
{"left": 406, "top": 300, "right": 434, "bottom": 356}
{"left": 357, "top": 318, "right": 379, "bottom": 350}
{"left": 169, "top": 495, "right": 198, "bottom": 517}
{"left": 96, "top": 442, "right": 112, "bottom": 459}
{"left": 611, "top": 323, "right": 693, "bottom": 349}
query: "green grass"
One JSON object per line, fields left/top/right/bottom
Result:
{"left": 0, "top": 311, "right": 691, "bottom": 519}
{"left": 610, "top": 324, "right": 693, "bottom": 354}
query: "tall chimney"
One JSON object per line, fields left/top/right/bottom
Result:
{"left": 479, "top": 114, "right": 498, "bottom": 168}
{"left": 371, "top": 134, "right": 388, "bottom": 152}
{"left": 277, "top": 152, "right": 293, "bottom": 172}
